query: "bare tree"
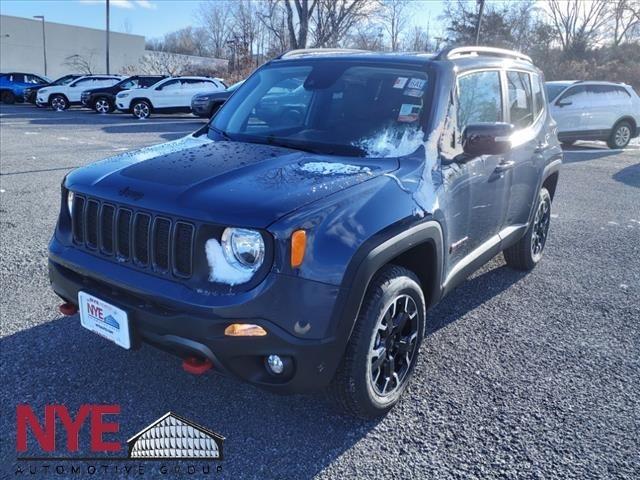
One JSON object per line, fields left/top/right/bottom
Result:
{"left": 257, "top": 0, "right": 291, "bottom": 54}
{"left": 199, "top": 0, "right": 232, "bottom": 58}
{"left": 312, "top": 0, "right": 372, "bottom": 48}
{"left": 380, "top": 0, "right": 409, "bottom": 51}
{"left": 346, "top": 23, "right": 384, "bottom": 50}
{"left": 609, "top": 0, "right": 640, "bottom": 46}
{"left": 284, "top": 0, "right": 319, "bottom": 49}
{"left": 403, "top": 25, "right": 431, "bottom": 52}
{"left": 546, "top": 0, "right": 611, "bottom": 55}
{"left": 121, "top": 51, "right": 193, "bottom": 76}
{"left": 63, "top": 53, "right": 96, "bottom": 74}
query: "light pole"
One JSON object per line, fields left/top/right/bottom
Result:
{"left": 33, "top": 16, "right": 47, "bottom": 76}
{"left": 106, "top": 0, "right": 110, "bottom": 74}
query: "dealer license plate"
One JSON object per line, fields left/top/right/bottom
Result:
{"left": 78, "top": 291, "right": 131, "bottom": 349}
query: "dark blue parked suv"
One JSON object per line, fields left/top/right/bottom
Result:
{"left": 49, "top": 47, "right": 562, "bottom": 418}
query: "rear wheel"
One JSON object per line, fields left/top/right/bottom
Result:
{"left": 50, "top": 95, "right": 68, "bottom": 111}
{"left": 503, "top": 187, "right": 552, "bottom": 271}
{"left": 328, "top": 265, "right": 425, "bottom": 418}
{"left": 1, "top": 91, "right": 16, "bottom": 104}
{"left": 94, "top": 96, "right": 113, "bottom": 114}
{"left": 607, "top": 121, "right": 632, "bottom": 149}
{"left": 132, "top": 100, "right": 151, "bottom": 119}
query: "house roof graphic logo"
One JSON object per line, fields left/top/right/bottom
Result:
{"left": 127, "top": 412, "right": 224, "bottom": 460}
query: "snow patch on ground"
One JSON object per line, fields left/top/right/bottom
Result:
{"left": 299, "top": 162, "right": 372, "bottom": 176}
{"left": 354, "top": 127, "right": 424, "bottom": 158}
{"left": 205, "top": 239, "right": 253, "bottom": 286}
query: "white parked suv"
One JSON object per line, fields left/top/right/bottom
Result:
{"left": 115, "top": 76, "right": 225, "bottom": 119}
{"left": 36, "top": 75, "right": 123, "bottom": 111}
{"left": 546, "top": 80, "right": 640, "bottom": 149}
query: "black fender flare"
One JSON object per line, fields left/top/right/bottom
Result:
{"left": 329, "top": 220, "right": 444, "bottom": 353}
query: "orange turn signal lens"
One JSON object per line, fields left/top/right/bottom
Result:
{"left": 224, "top": 324, "right": 267, "bottom": 337}
{"left": 291, "top": 230, "right": 307, "bottom": 268}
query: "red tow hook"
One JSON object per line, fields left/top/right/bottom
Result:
{"left": 58, "top": 302, "right": 78, "bottom": 316}
{"left": 182, "top": 356, "right": 213, "bottom": 375}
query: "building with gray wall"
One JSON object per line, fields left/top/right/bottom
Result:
{"left": 0, "top": 14, "right": 145, "bottom": 78}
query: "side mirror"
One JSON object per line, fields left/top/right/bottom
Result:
{"left": 462, "top": 123, "right": 514, "bottom": 157}
{"left": 556, "top": 100, "right": 572, "bottom": 107}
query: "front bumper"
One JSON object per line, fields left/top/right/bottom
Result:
{"left": 48, "top": 240, "right": 346, "bottom": 393}
{"left": 191, "top": 99, "right": 212, "bottom": 116}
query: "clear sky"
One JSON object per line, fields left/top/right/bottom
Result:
{"left": 0, "top": 0, "right": 447, "bottom": 40}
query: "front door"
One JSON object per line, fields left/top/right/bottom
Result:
{"left": 457, "top": 70, "right": 510, "bottom": 252}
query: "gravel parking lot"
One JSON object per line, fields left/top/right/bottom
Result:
{"left": 1, "top": 104, "right": 639, "bottom": 479}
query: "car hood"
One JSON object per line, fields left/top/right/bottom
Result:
{"left": 66, "top": 135, "right": 398, "bottom": 228}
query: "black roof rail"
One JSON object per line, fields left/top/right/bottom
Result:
{"left": 436, "top": 46, "right": 532, "bottom": 63}
{"left": 277, "top": 48, "right": 369, "bottom": 59}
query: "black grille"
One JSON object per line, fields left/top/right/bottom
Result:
{"left": 133, "top": 213, "right": 151, "bottom": 265}
{"left": 174, "top": 222, "right": 194, "bottom": 277}
{"left": 117, "top": 209, "right": 132, "bottom": 259}
{"left": 100, "top": 205, "right": 115, "bottom": 254}
{"left": 86, "top": 200, "right": 100, "bottom": 248}
{"left": 70, "top": 194, "right": 195, "bottom": 279}
{"left": 72, "top": 196, "right": 85, "bottom": 243}
{"left": 153, "top": 218, "right": 171, "bottom": 271}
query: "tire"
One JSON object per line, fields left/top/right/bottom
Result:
{"left": 503, "top": 187, "right": 552, "bottom": 271}
{"left": 1, "top": 91, "right": 16, "bottom": 104}
{"left": 50, "top": 95, "right": 69, "bottom": 111}
{"left": 328, "top": 264, "right": 426, "bottom": 419}
{"left": 94, "top": 96, "right": 114, "bottom": 114}
{"left": 607, "top": 121, "right": 633, "bottom": 149}
{"left": 131, "top": 100, "right": 151, "bottom": 119}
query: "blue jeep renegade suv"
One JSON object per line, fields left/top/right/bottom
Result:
{"left": 49, "top": 47, "right": 562, "bottom": 418}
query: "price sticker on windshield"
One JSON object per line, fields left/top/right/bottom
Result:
{"left": 407, "top": 78, "right": 427, "bottom": 90}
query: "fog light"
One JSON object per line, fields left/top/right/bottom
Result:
{"left": 266, "top": 355, "right": 284, "bottom": 375}
{"left": 224, "top": 323, "right": 267, "bottom": 336}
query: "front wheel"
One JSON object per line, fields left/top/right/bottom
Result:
{"left": 131, "top": 100, "right": 151, "bottom": 119}
{"left": 50, "top": 95, "right": 68, "bottom": 111}
{"left": 328, "top": 265, "right": 425, "bottom": 418}
{"left": 503, "top": 187, "right": 552, "bottom": 271}
{"left": 1, "top": 91, "right": 16, "bottom": 104}
{"left": 607, "top": 121, "right": 632, "bottom": 149}
{"left": 94, "top": 96, "right": 114, "bottom": 114}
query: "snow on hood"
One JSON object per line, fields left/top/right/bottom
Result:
{"left": 354, "top": 127, "right": 425, "bottom": 158}
{"left": 299, "top": 162, "right": 372, "bottom": 176}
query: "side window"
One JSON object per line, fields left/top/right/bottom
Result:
{"left": 532, "top": 74, "right": 545, "bottom": 118}
{"left": 457, "top": 70, "right": 502, "bottom": 129}
{"left": 159, "top": 79, "right": 180, "bottom": 91}
{"left": 10, "top": 74, "right": 25, "bottom": 83}
{"left": 507, "top": 71, "right": 534, "bottom": 129}
{"left": 557, "top": 85, "right": 586, "bottom": 104}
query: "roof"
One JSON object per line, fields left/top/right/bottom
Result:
{"left": 274, "top": 46, "right": 537, "bottom": 71}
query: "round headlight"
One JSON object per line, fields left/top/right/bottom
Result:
{"left": 67, "top": 191, "right": 74, "bottom": 216}
{"left": 221, "top": 228, "right": 265, "bottom": 272}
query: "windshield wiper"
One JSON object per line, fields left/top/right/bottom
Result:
{"left": 209, "top": 126, "right": 233, "bottom": 141}
{"left": 263, "top": 136, "right": 322, "bottom": 154}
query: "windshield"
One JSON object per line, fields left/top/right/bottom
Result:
{"left": 51, "top": 75, "right": 78, "bottom": 86}
{"left": 545, "top": 83, "right": 571, "bottom": 102}
{"left": 210, "top": 62, "right": 431, "bottom": 157}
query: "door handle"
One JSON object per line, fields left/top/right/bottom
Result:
{"left": 494, "top": 160, "right": 515, "bottom": 173}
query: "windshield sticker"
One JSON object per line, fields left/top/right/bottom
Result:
{"left": 407, "top": 78, "right": 427, "bottom": 90}
{"left": 393, "top": 77, "right": 409, "bottom": 89}
{"left": 398, "top": 104, "right": 421, "bottom": 123}
{"left": 403, "top": 88, "right": 423, "bottom": 98}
